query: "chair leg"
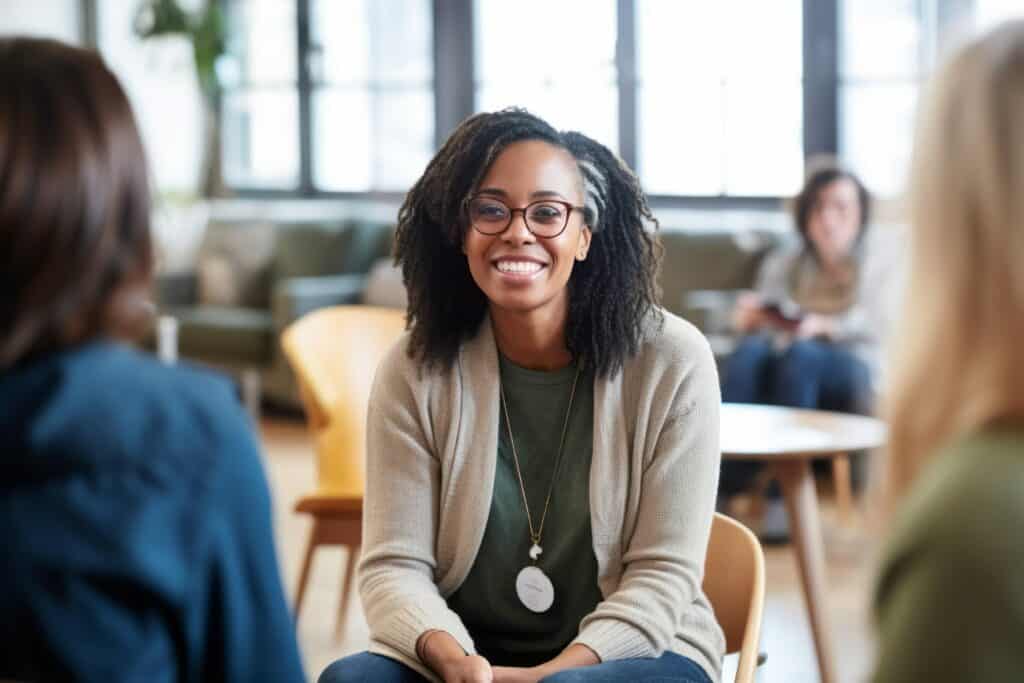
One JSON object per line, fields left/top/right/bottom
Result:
{"left": 833, "top": 453, "right": 854, "bottom": 525}
{"left": 335, "top": 544, "right": 360, "bottom": 640}
{"left": 294, "top": 523, "right": 319, "bottom": 622}
{"left": 241, "top": 368, "right": 261, "bottom": 421}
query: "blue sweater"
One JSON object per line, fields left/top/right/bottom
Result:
{"left": 0, "top": 342, "right": 305, "bottom": 682}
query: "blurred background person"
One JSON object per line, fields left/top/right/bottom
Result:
{"left": 0, "top": 37, "right": 304, "bottom": 683}
{"left": 873, "top": 19, "right": 1024, "bottom": 682}
{"left": 717, "top": 162, "right": 885, "bottom": 541}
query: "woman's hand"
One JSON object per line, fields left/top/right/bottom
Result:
{"left": 796, "top": 313, "right": 838, "bottom": 339}
{"left": 491, "top": 666, "right": 543, "bottom": 683}
{"left": 732, "top": 292, "right": 765, "bottom": 333}
{"left": 441, "top": 655, "right": 494, "bottom": 683}
{"left": 418, "top": 630, "right": 493, "bottom": 683}
{"left": 491, "top": 643, "right": 599, "bottom": 682}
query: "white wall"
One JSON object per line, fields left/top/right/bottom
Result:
{"left": 0, "top": 0, "right": 81, "bottom": 43}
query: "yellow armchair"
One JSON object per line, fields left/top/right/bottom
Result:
{"left": 281, "top": 305, "right": 406, "bottom": 636}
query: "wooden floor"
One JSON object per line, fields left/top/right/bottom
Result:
{"left": 260, "top": 417, "right": 878, "bottom": 683}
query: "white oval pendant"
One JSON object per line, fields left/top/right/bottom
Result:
{"left": 515, "top": 565, "right": 555, "bottom": 613}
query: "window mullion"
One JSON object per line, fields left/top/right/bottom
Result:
{"left": 617, "top": 0, "right": 637, "bottom": 168}
{"left": 297, "top": 0, "right": 314, "bottom": 195}
{"left": 434, "top": 0, "right": 475, "bottom": 148}
{"left": 803, "top": 0, "right": 839, "bottom": 159}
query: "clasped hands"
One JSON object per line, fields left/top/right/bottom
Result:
{"left": 439, "top": 655, "right": 547, "bottom": 683}
{"left": 420, "top": 630, "right": 599, "bottom": 683}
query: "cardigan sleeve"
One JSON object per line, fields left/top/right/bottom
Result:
{"left": 357, "top": 342, "right": 477, "bottom": 663}
{"left": 572, "top": 326, "right": 722, "bottom": 661}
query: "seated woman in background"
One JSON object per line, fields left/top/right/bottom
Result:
{"left": 0, "top": 38, "right": 304, "bottom": 682}
{"left": 320, "top": 109, "right": 724, "bottom": 683}
{"left": 873, "top": 19, "right": 1024, "bottom": 682}
{"left": 717, "top": 162, "right": 885, "bottom": 539}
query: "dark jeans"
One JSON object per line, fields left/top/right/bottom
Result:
{"left": 719, "top": 334, "right": 872, "bottom": 499}
{"left": 318, "top": 651, "right": 712, "bottom": 683}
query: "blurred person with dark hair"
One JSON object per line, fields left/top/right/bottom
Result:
{"left": 0, "top": 37, "right": 304, "bottom": 682}
{"left": 319, "top": 109, "right": 723, "bottom": 683}
{"left": 873, "top": 20, "right": 1024, "bottom": 682}
{"left": 717, "top": 162, "right": 885, "bottom": 541}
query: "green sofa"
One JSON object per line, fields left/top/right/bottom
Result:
{"left": 154, "top": 215, "right": 787, "bottom": 409}
{"left": 658, "top": 227, "right": 786, "bottom": 324}
{"left": 154, "top": 217, "right": 394, "bottom": 409}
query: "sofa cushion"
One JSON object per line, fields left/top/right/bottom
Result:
{"left": 362, "top": 259, "right": 407, "bottom": 309}
{"left": 342, "top": 219, "right": 395, "bottom": 274}
{"left": 272, "top": 221, "right": 350, "bottom": 280}
{"left": 657, "top": 229, "right": 787, "bottom": 315}
{"left": 173, "top": 306, "right": 274, "bottom": 367}
{"left": 272, "top": 219, "right": 395, "bottom": 281}
{"left": 196, "top": 220, "right": 276, "bottom": 308}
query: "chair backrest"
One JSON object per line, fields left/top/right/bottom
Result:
{"left": 703, "top": 512, "right": 766, "bottom": 683}
{"left": 281, "top": 306, "right": 406, "bottom": 496}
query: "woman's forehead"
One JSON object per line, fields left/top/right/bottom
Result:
{"left": 479, "top": 140, "right": 583, "bottom": 198}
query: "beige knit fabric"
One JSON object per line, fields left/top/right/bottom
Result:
{"left": 358, "top": 311, "right": 725, "bottom": 682}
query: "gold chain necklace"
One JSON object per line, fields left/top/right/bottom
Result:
{"left": 499, "top": 357, "right": 582, "bottom": 613}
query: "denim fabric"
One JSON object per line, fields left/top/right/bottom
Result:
{"left": 719, "top": 334, "right": 872, "bottom": 499}
{"left": 318, "top": 651, "right": 712, "bottom": 683}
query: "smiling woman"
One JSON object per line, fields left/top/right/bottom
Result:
{"left": 318, "top": 109, "right": 725, "bottom": 683}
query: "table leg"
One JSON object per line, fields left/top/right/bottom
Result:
{"left": 771, "top": 459, "right": 836, "bottom": 683}
{"left": 833, "top": 452, "right": 854, "bottom": 525}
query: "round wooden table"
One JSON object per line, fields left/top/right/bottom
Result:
{"left": 720, "top": 403, "right": 887, "bottom": 683}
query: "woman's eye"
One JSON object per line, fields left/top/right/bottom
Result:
{"left": 528, "top": 204, "right": 564, "bottom": 223}
{"left": 475, "top": 203, "right": 508, "bottom": 220}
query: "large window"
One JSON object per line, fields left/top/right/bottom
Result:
{"left": 219, "top": 0, "right": 433, "bottom": 193}
{"left": 839, "top": 0, "right": 1023, "bottom": 196}
{"left": 839, "top": 0, "right": 940, "bottom": 198}
{"left": 309, "top": 0, "right": 433, "bottom": 191}
{"left": 97, "top": 0, "right": 202, "bottom": 193}
{"left": 636, "top": 0, "right": 803, "bottom": 197}
{"left": 221, "top": 0, "right": 300, "bottom": 189}
{"left": 210, "top": 0, "right": 1022, "bottom": 201}
{"left": 474, "top": 0, "right": 618, "bottom": 151}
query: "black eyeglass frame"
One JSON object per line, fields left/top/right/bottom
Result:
{"left": 465, "top": 196, "right": 587, "bottom": 238}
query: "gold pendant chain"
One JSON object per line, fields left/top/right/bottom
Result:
{"left": 499, "top": 359, "right": 583, "bottom": 553}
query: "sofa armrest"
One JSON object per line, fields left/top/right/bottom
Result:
{"left": 272, "top": 274, "right": 367, "bottom": 330}
{"left": 682, "top": 289, "right": 744, "bottom": 334}
{"left": 154, "top": 271, "right": 198, "bottom": 308}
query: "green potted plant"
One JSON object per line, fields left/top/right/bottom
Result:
{"left": 134, "top": 0, "right": 227, "bottom": 197}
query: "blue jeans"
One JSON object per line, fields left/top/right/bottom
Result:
{"left": 719, "top": 334, "right": 872, "bottom": 499}
{"left": 318, "top": 651, "right": 712, "bottom": 683}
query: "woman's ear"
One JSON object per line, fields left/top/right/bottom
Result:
{"left": 576, "top": 226, "right": 592, "bottom": 261}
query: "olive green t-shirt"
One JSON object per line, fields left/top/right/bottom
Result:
{"left": 447, "top": 355, "right": 603, "bottom": 667}
{"left": 873, "top": 428, "right": 1024, "bottom": 682}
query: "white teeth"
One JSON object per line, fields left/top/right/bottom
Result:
{"left": 496, "top": 260, "right": 542, "bottom": 274}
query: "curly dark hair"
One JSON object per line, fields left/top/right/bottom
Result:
{"left": 394, "top": 108, "right": 662, "bottom": 378}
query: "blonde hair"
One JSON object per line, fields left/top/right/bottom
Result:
{"left": 885, "top": 19, "right": 1024, "bottom": 500}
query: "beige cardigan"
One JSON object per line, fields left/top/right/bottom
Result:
{"left": 358, "top": 311, "right": 725, "bottom": 682}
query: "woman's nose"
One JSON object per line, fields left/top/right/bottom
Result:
{"left": 501, "top": 211, "right": 535, "bottom": 243}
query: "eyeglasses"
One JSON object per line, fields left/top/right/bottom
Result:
{"left": 467, "top": 196, "right": 585, "bottom": 238}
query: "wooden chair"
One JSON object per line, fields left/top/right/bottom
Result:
{"left": 703, "top": 512, "right": 766, "bottom": 683}
{"left": 281, "top": 305, "right": 406, "bottom": 637}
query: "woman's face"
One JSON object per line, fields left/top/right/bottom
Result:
{"left": 806, "top": 177, "right": 863, "bottom": 263}
{"left": 463, "top": 140, "right": 591, "bottom": 320}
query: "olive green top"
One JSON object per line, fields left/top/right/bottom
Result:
{"left": 873, "top": 428, "right": 1024, "bottom": 682}
{"left": 446, "top": 354, "right": 602, "bottom": 666}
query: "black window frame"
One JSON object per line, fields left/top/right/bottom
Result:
{"left": 219, "top": 0, "right": 841, "bottom": 207}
